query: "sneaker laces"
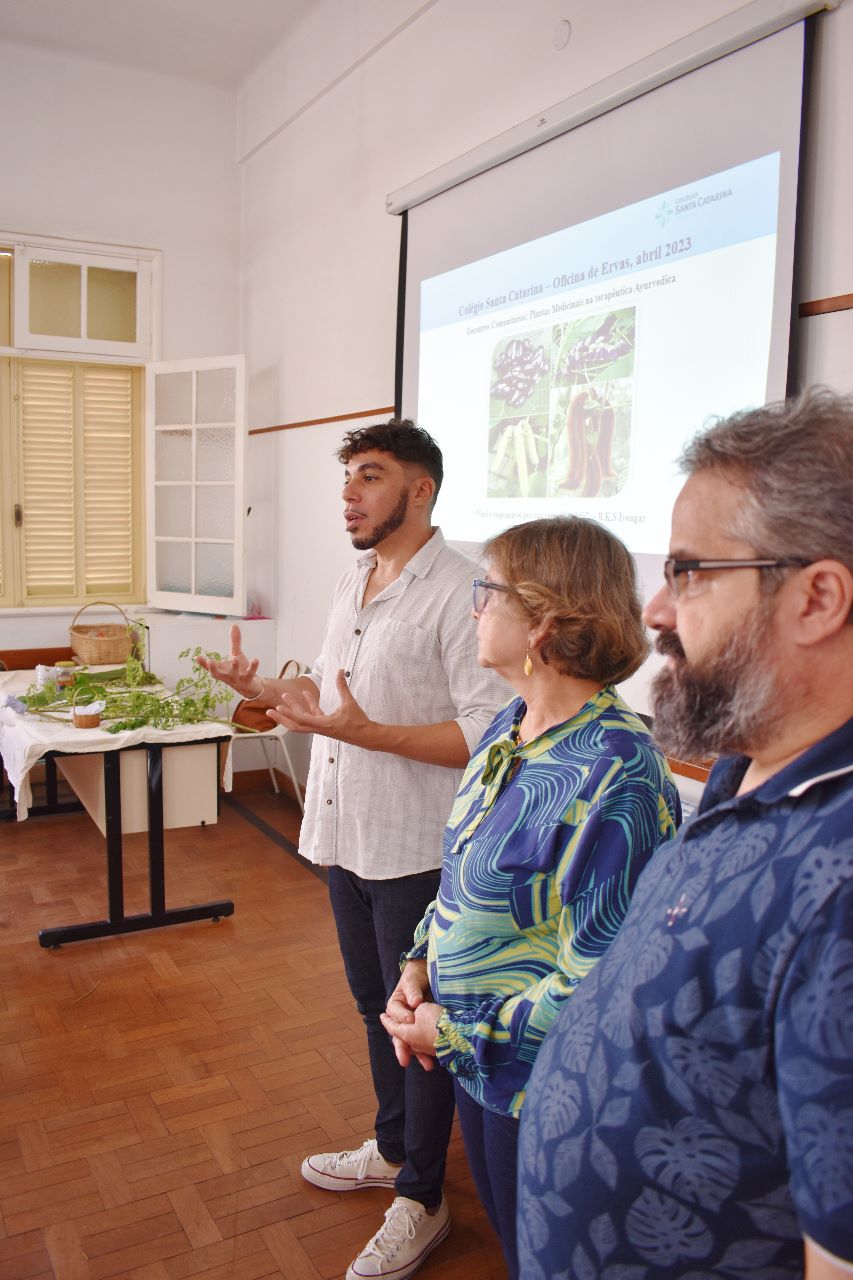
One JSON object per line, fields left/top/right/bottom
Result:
{"left": 330, "top": 1138, "right": 380, "bottom": 1179}
{"left": 362, "top": 1199, "right": 421, "bottom": 1263}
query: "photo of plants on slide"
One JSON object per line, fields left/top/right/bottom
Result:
{"left": 487, "top": 331, "right": 550, "bottom": 497}
{"left": 547, "top": 307, "right": 636, "bottom": 499}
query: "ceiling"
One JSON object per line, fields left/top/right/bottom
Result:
{"left": 0, "top": 0, "right": 315, "bottom": 88}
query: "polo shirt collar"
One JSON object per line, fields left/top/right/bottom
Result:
{"left": 701, "top": 715, "right": 853, "bottom": 813}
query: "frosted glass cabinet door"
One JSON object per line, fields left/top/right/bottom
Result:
{"left": 196, "top": 543, "right": 234, "bottom": 596}
{"left": 154, "top": 372, "right": 193, "bottom": 426}
{"left": 155, "top": 485, "right": 193, "bottom": 538}
{"left": 155, "top": 429, "right": 192, "bottom": 480}
{"left": 196, "top": 427, "right": 233, "bottom": 481}
{"left": 196, "top": 485, "right": 234, "bottom": 540}
{"left": 196, "top": 367, "right": 235, "bottom": 424}
{"left": 146, "top": 355, "right": 245, "bottom": 615}
{"left": 156, "top": 541, "right": 192, "bottom": 593}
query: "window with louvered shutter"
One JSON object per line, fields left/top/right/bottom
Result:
{"left": 19, "top": 362, "right": 76, "bottom": 596}
{"left": 9, "top": 359, "right": 144, "bottom": 605}
{"left": 81, "top": 365, "right": 139, "bottom": 595}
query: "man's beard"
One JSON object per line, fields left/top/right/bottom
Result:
{"left": 350, "top": 486, "right": 409, "bottom": 551}
{"left": 650, "top": 598, "right": 780, "bottom": 759}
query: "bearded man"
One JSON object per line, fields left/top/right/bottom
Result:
{"left": 517, "top": 388, "right": 853, "bottom": 1280}
{"left": 201, "top": 420, "right": 507, "bottom": 1280}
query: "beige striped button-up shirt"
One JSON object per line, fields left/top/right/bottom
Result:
{"left": 299, "top": 529, "right": 509, "bottom": 878}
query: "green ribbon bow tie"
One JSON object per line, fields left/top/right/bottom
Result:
{"left": 451, "top": 736, "right": 520, "bottom": 853}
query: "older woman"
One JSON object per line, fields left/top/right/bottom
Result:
{"left": 381, "top": 516, "right": 680, "bottom": 1279}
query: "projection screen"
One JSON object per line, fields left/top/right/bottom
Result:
{"left": 399, "top": 24, "right": 805, "bottom": 567}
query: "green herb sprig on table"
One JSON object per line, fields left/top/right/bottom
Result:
{"left": 20, "top": 647, "right": 235, "bottom": 733}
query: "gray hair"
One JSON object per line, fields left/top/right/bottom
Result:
{"left": 681, "top": 387, "right": 853, "bottom": 573}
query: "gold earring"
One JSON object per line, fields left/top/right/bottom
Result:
{"left": 524, "top": 649, "right": 533, "bottom": 677}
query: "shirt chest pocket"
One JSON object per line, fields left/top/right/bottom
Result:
{"left": 374, "top": 619, "right": 436, "bottom": 683}
{"left": 504, "top": 825, "right": 569, "bottom": 931}
{"left": 459, "top": 824, "right": 569, "bottom": 933}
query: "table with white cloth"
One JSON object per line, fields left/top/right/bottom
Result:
{"left": 0, "top": 668, "right": 235, "bottom": 947}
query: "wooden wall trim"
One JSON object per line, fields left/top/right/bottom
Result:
{"left": 798, "top": 292, "right": 853, "bottom": 319}
{"left": 249, "top": 405, "right": 396, "bottom": 436}
{"left": 666, "top": 754, "right": 715, "bottom": 783}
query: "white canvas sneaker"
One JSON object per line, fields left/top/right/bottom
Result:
{"left": 301, "top": 1137, "right": 402, "bottom": 1191}
{"left": 346, "top": 1196, "right": 451, "bottom": 1280}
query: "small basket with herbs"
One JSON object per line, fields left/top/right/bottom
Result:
{"left": 71, "top": 683, "right": 107, "bottom": 729}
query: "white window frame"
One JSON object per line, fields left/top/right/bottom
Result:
{"left": 146, "top": 355, "right": 246, "bottom": 617}
{"left": 1, "top": 232, "right": 159, "bottom": 363}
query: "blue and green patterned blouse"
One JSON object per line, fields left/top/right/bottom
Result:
{"left": 407, "top": 686, "right": 681, "bottom": 1118}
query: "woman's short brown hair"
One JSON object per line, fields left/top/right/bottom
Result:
{"left": 486, "top": 517, "right": 648, "bottom": 684}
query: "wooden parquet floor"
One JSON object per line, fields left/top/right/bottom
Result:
{"left": 0, "top": 774, "right": 509, "bottom": 1280}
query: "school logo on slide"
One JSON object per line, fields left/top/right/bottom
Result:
{"left": 655, "top": 200, "right": 673, "bottom": 228}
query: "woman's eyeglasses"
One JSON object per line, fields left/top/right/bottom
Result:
{"left": 663, "top": 557, "right": 811, "bottom": 599}
{"left": 472, "top": 579, "right": 513, "bottom": 614}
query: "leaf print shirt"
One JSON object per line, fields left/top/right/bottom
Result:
{"left": 406, "top": 687, "right": 681, "bottom": 1118}
{"left": 518, "top": 714, "right": 853, "bottom": 1279}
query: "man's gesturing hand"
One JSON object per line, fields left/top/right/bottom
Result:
{"left": 195, "top": 624, "right": 262, "bottom": 699}
{"left": 268, "top": 669, "right": 373, "bottom": 743}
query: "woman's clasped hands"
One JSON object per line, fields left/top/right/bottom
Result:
{"left": 380, "top": 959, "right": 442, "bottom": 1072}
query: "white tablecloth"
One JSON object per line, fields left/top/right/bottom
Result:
{"left": 0, "top": 669, "right": 233, "bottom": 820}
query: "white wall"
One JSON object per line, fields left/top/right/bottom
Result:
{"left": 0, "top": 39, "right": 243, "bottom": 657}
{"left": 0, "top": 39, "right": 240, "bottom": 358}
{"left": 237, "top": 0, "right": 853, "bottom": 721}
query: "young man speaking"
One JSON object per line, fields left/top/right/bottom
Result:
{"left": 202, "top": 420, "right": 507, "bottom": 1280}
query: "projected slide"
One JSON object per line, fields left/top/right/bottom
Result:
{"left": 418, "top": 153, "right": 780, "bottom": 555}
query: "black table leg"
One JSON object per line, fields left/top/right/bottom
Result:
{"left": 2, "top": 750, "right": 83, "bottom": 821}
{"left": 104, "top": 750, "right": 125, "bottom": 921}
{"left": 147, "top": 743, "right": 166, "bottom": 917}
{"left": 38, "top": 740, "right": 233, "bottom": 947}
{"left": 45, "top": 756, "right": 59, "bottom": 808}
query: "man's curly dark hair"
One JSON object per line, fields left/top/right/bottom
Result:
{"left": 337, "top": 418, "right": 443, "bottom": 505}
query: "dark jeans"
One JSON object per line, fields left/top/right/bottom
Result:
{"left": 454, "top": 1080, "right": 520, "bottom": 1280}
{"left": 328, "top": 866, "right": 455, "bottom": 1209}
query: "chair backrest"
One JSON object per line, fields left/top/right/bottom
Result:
{"left": 0, "top": 646, "right": 75, "bottom": 671}
{"left": 277, "top": 658, "right": 306, "bottom": 680}
{"left": 231, "top": 659, "right": 307, "bottom": 733}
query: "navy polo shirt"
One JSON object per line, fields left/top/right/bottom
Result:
{"left": 519, "top": 717, "right": 853, "bottom": 1279}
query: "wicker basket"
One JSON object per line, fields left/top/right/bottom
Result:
{"left": 69, "top": 601, "right": 135, "bottom": 665}
{"left": 72, "top": 709, "right": 102, "bottom": 729}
